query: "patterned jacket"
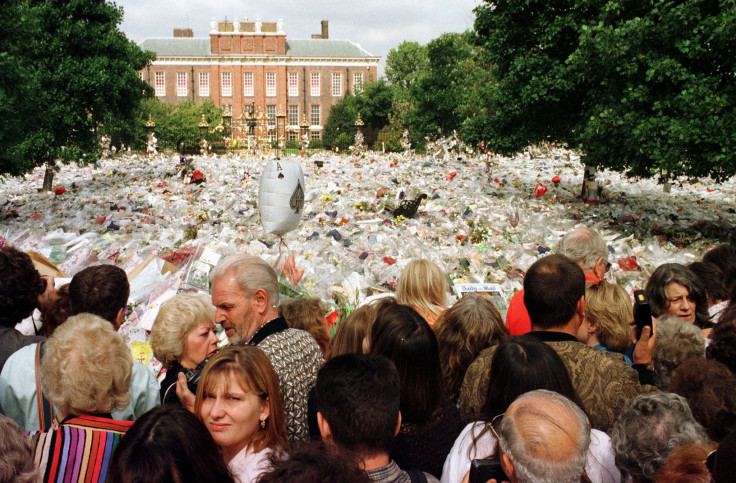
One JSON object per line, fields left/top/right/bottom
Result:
{"left": 459, "top": 332, "right": 656, "bottom": 433}
{"left": 249, "top": 317, "right": 323, "bottom": 442}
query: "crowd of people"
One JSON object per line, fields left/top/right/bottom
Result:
{"left": 1, "top": 226, "right": 735, "bottom": 483}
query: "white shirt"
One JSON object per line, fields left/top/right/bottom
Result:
{"left": 228, "top": 445, "right": 273, "bottom": 483}
{"left": 441, "top": 422, "right": 621, "bottom": 483}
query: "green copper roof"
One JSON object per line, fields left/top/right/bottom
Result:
{"left": 286, "top": 39, "right": 375, "bottom": 58}
{"left": 139, "top": 38, "right": 376, "bottom": 59}
{"left": 139, "top": 38, "right": 211, "bottom": 56}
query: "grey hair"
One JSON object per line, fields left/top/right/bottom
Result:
{"left": 611, "top": 392, "right": 708, "bottom": 482}
{"left": 653, "top": 315, "right": 705, "bottom": 390}
{"left": 556, "top": 227, "right": 608, "bottom": 270}
{"left": 210, "top": 254, "right": 279, "bottom": 307}
{"left": 644, "top": 263, "right": 711, "bottom": 329}
{"left": 498, "top": 389, "right": 591, "bottom": 483}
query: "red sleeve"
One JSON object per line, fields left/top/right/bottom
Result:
{"left": 506, "top": 289, "right": 532, "bottom": 336}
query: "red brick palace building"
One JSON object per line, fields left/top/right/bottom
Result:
{"left": 139, "top": 18, "right": 379, "bottom": 144}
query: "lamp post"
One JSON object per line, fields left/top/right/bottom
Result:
{"left": 222, "top": 105, "right": 232, "bottom": 150}
{"left": 277, "top": 106, "right": 286, "bottom": 157}
{"left": 300, "top": 117, "right": 310, "bottom": 156}
{"left": 199, "top": 114, "right": 209, "bottom": 155}
{"left": 354, "top": 112, "right": 365, "bottom": 155}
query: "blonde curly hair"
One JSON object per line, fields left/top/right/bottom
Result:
{"left": 584, "top": 281, "right": 633, "bottom": 352}
{"left": 41, "top": 313, "right": 132, "bottom": 417}
{"left": 151, "top": 292, "right": 216, "bottom": 369}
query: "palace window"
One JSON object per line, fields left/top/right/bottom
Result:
{"left": 244, "top": 72, "right": 254, "bottom": 97}
{"left": 177, "top": 72, "right": 187, "bottom": 97}
{"left": 311, "top": 105, "right": 320, "bottom": 126}
{"left": 289, "top": 105, "right": 299, "bottom": 126}
{"left": 154, "top": 72, "right": 165, "bottom": 96}
{"left": 266, "top": 72, "right": 276, "bottom": 97}
{"left": 353, "top": 73, "right": 364, "bottom": 93}
{"left": 221, "top": 72, "right": 232, "bottom": 97}
{"left": 288, "top": 72, "right": 298, "bottom": 96}
{"left": 198, "top": 72, "right": 209, "bottom": 97}
{"left": 267, "top": 105, "right": 277, "bottom": 127}
{"left": 311, "top": 73, "right": 320, "bottom": 96}
{"left": 332, "top": 73, "right": 342, "bottom": 97}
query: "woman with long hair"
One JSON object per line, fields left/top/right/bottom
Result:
{"left": 195, "top": 345, "right": 288, "bottom": 482}
{"left": 441, "top": 336, "right": 620, "bottom": 483}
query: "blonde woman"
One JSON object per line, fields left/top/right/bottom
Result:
{"left": 195, "top": 345, "right": 288, "bottom": 483}
{"left": 577, "top": 281, "right": 634, "bottom": 365}
{"left": 396, "top": 259, "right": 449, "bottom": 327}
{"left": 151, "top": 292, "right": 219, "bottom": 405}
{"left": 30, "top": 313, "right": 134, "bottom": 482}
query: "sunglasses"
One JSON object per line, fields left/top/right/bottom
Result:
{"left": 705, "top": 448, "right": 717, "bottom": 475}
{"left": 489, "top": 413, "right": 504, "bottom": 442}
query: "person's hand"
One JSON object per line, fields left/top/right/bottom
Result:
{"left": 37, "top": 276, "right": 58, "bottom": 312}
{"left": 631, "top": 316, "right": 657, "bottom": 365}
{"left": 176, "top": 372, "right": 196, "bottom": 413}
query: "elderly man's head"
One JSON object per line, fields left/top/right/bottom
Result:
{"left": 209, "top": 254, "right": 279, "bottom": 344}
{"left": 496, "top": 389, "right": 590, "bottom": 483}
{"left": 557, "top": 227, "right": 609, "bottom": 280}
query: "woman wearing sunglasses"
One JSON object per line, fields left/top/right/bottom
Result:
{"left": 441, "top": 336, "right": 620, "bottom": 483}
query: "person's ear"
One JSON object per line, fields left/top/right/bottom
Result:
{"left": 251, "top": 288, "right": 270, "bottom": 314}
{"left": 317, "top": 411, "right": 331, "bottom": 438}
{"left": 588, "top": 321, "right": 598, "bottom": 335}
{"left": 593, "top": 257, "right": 606, "bottom": 281}
{"left": 394, "top": 411, "right": 402, "bottom": 437}
{"left": 501, "top": 451, "right": 516, "bottom": 482}
{"left": 260, "top": 397, "right": 270, "bottom": 422}
{"left": 114, "top": 307, "right": 125, "bottom": 330}
{"left": 576, "top": 295, "right": 585, "bottom": 323}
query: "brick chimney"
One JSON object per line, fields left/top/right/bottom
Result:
{"left": 311, "top": 20, "right": 329, "bottom": 39}
{"left": 173, "top": 28, "right": 193, "bottom": 38}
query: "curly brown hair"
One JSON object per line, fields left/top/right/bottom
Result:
{"left": 279, "top": 298, "right": 330, "bottom": 357}
{"left": 669, "top": 357, "right": 736, "bottom": 442}
{"left": 0, "top": 247, "right": 44, "bottom": 327}
{"left": 434, "top": 294, "right": 508, "bottom": 401}
{"left": 706, "top": 310, "right": 736, "bottom": 375}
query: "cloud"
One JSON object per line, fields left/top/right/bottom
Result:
{"left": 115, "top": 0, "right": 482, "bottom": 75}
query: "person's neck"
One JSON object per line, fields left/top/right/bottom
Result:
{"left": 586, "top": 334, "right": 601, "bottom": 347}
{"left": 221, "top": 442, "right": 249, "bottom": 464}
{"left": 360, "top": 452, "right": 391, "bottom": 472}
{"left": 531, "top": 318, "right": 580, "bottom": 338}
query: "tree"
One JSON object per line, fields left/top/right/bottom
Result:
{"left": 473, "top": 0, "right": 593, "bottom": 155}
{"left": 474, "top": 0, "right": 736, "bottom": 182}
{"left": 570, "top": 0, "right": 736, "bottom": 182}
{"left": 406, "top": 32, "right": 478, "bottom": 144}
{"left": 385, "top": 41, "right": 428, "bottom": 94}
{"left": 322, "top": 93, "right": 357, "bottom": 149}
{"left": 0, "top": 0, "right": 153, "bottom": 189}
{"left": 354, "top": 79, "right": 395, "bottom": 147}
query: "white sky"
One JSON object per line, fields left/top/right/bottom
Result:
{"left": 115, "top": 0, "right": 483, "bottom": 76}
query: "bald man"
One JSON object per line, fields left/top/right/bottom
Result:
{"left": 496, "top": 390, "right": 591, "bottom": 483}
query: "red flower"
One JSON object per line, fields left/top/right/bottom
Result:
{"left": 326, "top": 310, "right": 339, "bottom": 328}
{"left": 551, "top": 175, "right": 561, "bottom": 184}
{"left": 54, "top": 187, "right": 66, "bottom": 195}
{"left": 534, "top": 183, "right": 548, "bottom": 198}
{"left": 383, "top": 257, "right": 397, "bottom": 265}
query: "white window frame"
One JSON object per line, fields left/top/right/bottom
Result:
{"left": 311, "top": 105, "right": 320, "bottom": 126}
{"left": 332, "top": 73, "right": 342, "bottom": 97}
{"left": 243, "top": 72, "right": 254, "bottom": 97}
{"left": 353, "top": 73, "right": 364, "bottom": 94}
{"left": 155, "top": 72, "right": 165, "bottom": 97}
{"left": 310, "top": 73, "right": 320, "bottom": 96}
{"left": 288, "top": 72, "right": 298, "bottom": 97}
{"left": 198, "top": 72, "right": 209, "bottom": 97}
{"left": 176, "top": 72, "right": 187, "bottom": 97}
{"left": 266, "top": 72, "right": 276, "bottom": 97}
{"left": 267, "top": 105, "right": 277, "bottom": 127}
{"left": 288, "top": 105, "right": 299, "bottom": 126}
{"left": 221, "top": 72, "right": 232, "bottom": 97}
